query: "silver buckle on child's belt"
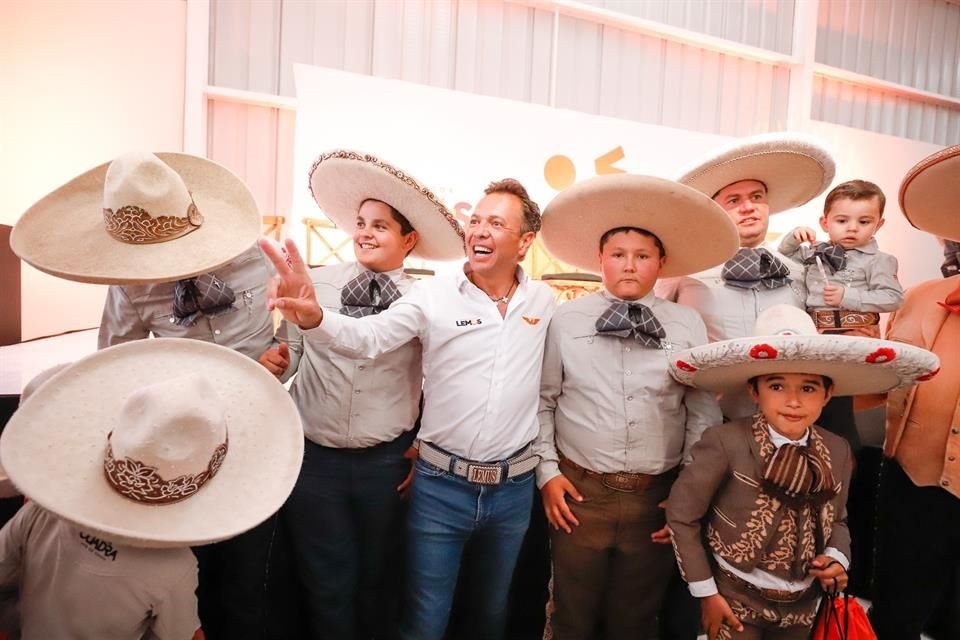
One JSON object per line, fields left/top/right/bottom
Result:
{"left": 417, "top": 440, "right": 540, "bottom": 485}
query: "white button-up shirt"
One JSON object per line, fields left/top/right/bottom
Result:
{"left": 305, "top": 265, "right": 556, "bottom": 462}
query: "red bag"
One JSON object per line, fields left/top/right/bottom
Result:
{"left": 809, "top": 593, "right": 877, "bottom": 640}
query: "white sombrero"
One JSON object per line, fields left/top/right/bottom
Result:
{"left": 540, "top": 174, "right": 740, "bottom": 277}
{"left": 678, "top": 133, "right": 836, "bottom": 214}
{"left": 0, "top": 339, "right": 303, "bottom": 548}
{"left": 0, "top": 364, "right": 73, "bottom": 498}
{"left": 899, "top": 144, "right": 960, "bottom": 243}
{"left": 669, "top": 305, "right": 940, "bottom": 396}
{"left": 309, "top": 149, "right": 465, "bottom": 261}
{"left": 10, "top": 152, "right": 260, "bottom": 284}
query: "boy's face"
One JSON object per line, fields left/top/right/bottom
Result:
{"left": 599, "top": 230, "right": 665, "bottom": 300}
{"left": 353, "top": 200, "right": 418, "bottom": 272}
{"left": 713, "top": 180, "right": 770, "bottom": 249}
{"left": 748, "top": 373, "right": 833, "bottom": 439}
{"left": 819, "top": 197, "right": 884, "bottom": 249}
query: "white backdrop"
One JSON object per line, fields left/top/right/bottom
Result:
{"left": 292, "top": 65, "right": 944, "bottom": 284}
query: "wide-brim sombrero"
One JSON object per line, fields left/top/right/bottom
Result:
{"left": 678, "top": 132, "right": 836, "bottom": 214}
{"left": 10, "top": 153, "right": 260, "bottom": 284}
{"left": 309, "top": 149, "right": 465, "bottom": 261}
{"left": 0, "top": 338, "right": 303, "bottom": 548}
{"left": 668, "top": 305, "right": 940, "bottom": 396}
{"left": 540, "top": 174, "right": 739, "bottom": 277}
{"left": 899, "top": 144, "right": 960, "bottom": 243}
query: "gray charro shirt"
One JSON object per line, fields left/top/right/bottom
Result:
{"left": 0, "top": 502, "right": 199, "bottom": 640}
{"left": 777, "top": 236, "right": 904, "bottom": 312}
{"left": 97, "top": 243, "right": 276, "bottom": 361}
{"left": 654, "top": 241, "right": 804, "bottom": 419}
{"left": 534, "top": 290, "right": 722, "bottom": 487}
{"left": 278, "top": 261, "right": 422, "bottom": 449}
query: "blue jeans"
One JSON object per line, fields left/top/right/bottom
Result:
{"left": 400, "top": 457, "right": 535, "bottom": 640}
{"left": 283, "top": 434, "right": 412, "bottom": 639}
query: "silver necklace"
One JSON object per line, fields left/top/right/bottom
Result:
{"left": 488, "top": 279, "right": 517, "bottom": 304}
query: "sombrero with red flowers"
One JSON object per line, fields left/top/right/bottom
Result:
{"left": 668, "top": 305, "right": 940, "bottom": 396}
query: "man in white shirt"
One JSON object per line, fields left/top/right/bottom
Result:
{"left": 261, "top": 178, "right": 556, "bottom": 640}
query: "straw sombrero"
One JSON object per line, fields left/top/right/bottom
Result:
{"left": 899, "top": 144, "right": 960, "bottom": 243}
{"left": 668, "top": 305, "right": 940, "bottom": 396}
{"left": 678, "top": 133, "right": 836, "bottom": 214}
{"left": 0, "top": 339, "right": 303, "bottom": 548}
{"left": 10, "top": 152, "right": 260, "bottom": 284}
{"left": 540, "top": 174, "right": 739, "bottom": 277}
{"left": 309, "top": 149, "right": 465, "bottom": 261}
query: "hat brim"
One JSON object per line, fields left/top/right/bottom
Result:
{"left": 669, "top": 334, "right": 940, "bottom": 396}
{"left": 309, "top": 150, "right": 465, "bottom": 261}
{"left": 0, "top": 339, "right": 304, "bottom": 548}
{"left": 10, "top": 153, "right": 261, "bottom": 285}
{"left": 678, "top": 133, "right": 836, "bottom": 214}
{"left": 540, "top": 174, "right": 740, "bottom": 277}
{"left": 899, "top": 144, "right": 960, "bottom": 243}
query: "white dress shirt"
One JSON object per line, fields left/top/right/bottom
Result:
{"left": 305, "top": 265, "right": 556, "bottom": 462}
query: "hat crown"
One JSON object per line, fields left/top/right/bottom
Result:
{"left": 112, "top": 375, "right": 227, "bottom": 481}
{"left": 103, "top": 152, "right": 193, "bottom": 216}
{"left": 752, "top": 304, "right": 818, "bottom": 337}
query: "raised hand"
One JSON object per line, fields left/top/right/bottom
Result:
{"left": 259, "top": 238, "right": 324, "bottom": 330}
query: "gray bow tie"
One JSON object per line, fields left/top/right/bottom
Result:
{"left": 807, "top": 242, "right": 846, "bottom": 273}
{"left": 340, "top": 270, "right": 401, "bottom": 318}
{"left": 172, "top": 274, "right": 236, "bottom": 326}
{"left": 595, "top": 302, "right": 665, "bottom": 348}
{"left": 722, "top": 247, "right": 791, "bottom": 290}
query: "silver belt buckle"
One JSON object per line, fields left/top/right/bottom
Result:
{"left": 466, "top": 463, "right": 503, "bottom": 485}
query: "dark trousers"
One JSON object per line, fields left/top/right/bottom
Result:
{"left": 549, "top": 461, "right": 676, "bottom": 640}
{"left": 283, "top": 433, "right": 412, "bottom": 640}
{"left": 871, "top": 459, "right": 960, "bottom": 639}
{"left": 194, "top": 511, "right": 294, "bottom": 640}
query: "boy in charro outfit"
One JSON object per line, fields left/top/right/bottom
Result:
{"left": 779, "top": 179, "right": 903, "bottom": 336}
{"left": 665, "top": 305, "right": 939, "bottom": 640}
{"left": 534, "top": 174, "right": 736, "bottom": 638}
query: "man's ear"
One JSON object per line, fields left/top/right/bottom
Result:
{"left": 518, "top": 231, "right": 536, "bottom": 259}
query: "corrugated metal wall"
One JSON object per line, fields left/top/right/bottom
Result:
{"left": 812, "top": 0, "right": 960, "bottom": 145}
{"left": 205, "top": 0, "right": 960, "bottom": 216}
{"left": 816, "top": 0, "right": 960, "bottom": 97}
{"left": 578, "top": 0, "right": 796, "bottom": 54}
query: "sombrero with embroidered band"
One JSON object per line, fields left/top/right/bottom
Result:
{"left": 899, "top": 144, "right": 960, "bottom": 243}
{"left": 668, "top": 305, "right": 940, "bottom": 396}
{"left": 677, "top": 132, "right": 836, "bottom": 214}
{"left": 540, "top": 174, "right": 740, "bottom": 277}
{"left": 10, "top": 151, "right": 260, "bottom": 285}
{"left": 308, "top": 149, "right": 465, "bottom": 261}
{"left": 0, "top": 338, "right": 303, "bottom": 548}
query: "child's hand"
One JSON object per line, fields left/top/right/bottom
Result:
{"left": 793, "top": 226, "right": 817, "bottom": 243}
{"left": 701, "top": 593, "right": 743, "bottom": 640}
{"left": 809, "top": 555, "right": 848, "bottom": 593}
{"left": 541, "top": 475, "right": 583, "bottom": 534}
{"left": 823, "top": 282, "right": 845, "bottom": 307}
